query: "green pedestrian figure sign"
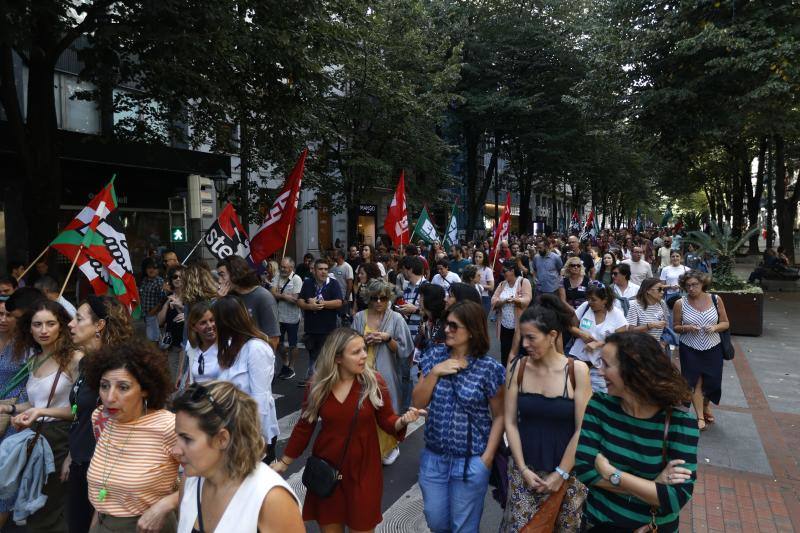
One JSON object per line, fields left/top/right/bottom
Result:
{"left": 171, "top": 226, "right": 187, "bottom": 243}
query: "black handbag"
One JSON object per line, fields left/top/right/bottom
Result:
{"left": 302, "top": 396, "right": 360, "bottom": 498}
{"left": 711, "top": 295, "right": 735, "bottom": 360}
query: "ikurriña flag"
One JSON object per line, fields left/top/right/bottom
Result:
{"left": 205, "top": 203, "right": 251, "bottom": 261}
{"left": 250, "top": 149, "right": 308, "bottom": 263}
{"left": 383, "top": 171, "right": 409, "bottom": 247}
{"left": 50, "top": 176, "right": 141, "bottom": 317}
{"left": 490, "top": 193, "right": 511, "bottom": 266}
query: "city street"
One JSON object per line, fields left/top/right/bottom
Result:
{"left": 269, "top": 291, "right": 800, "bottom": 533}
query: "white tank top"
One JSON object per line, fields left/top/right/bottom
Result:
{"left": 178, "top": 462, "right": 300, "bottom": 533}
{"left": 26, "top": 368, "right": 73, "bottom": 421}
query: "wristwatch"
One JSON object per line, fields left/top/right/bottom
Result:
{"left": 609, "top": 469, "right": 623, "bottom": 486}
{"left": 555, "top": 466, "right": 570, "bottom": 480}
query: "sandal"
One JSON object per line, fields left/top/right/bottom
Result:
{"left": 698, "top": 418, "right": 707, "bottom": 431}
{"left": 704, "top": 413, "right": 716, "bottom": 424}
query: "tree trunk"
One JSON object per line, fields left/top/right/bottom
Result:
{"left": 463, "top": 124, "right": 495, "bottom": 240}
{"left": 518, "top": 160, "right": 532, "bottom": 235}
{"left": 23, "top": 50, "right": 62, "bottom": 259}
{"left": 774, "top": 135, "right": 798, "bottom": 264}
{"left": 747, "top": 137, "right": 767, "bottom": 254}
{"left": 550, "top": 175, "right": 558, "bottom": 233}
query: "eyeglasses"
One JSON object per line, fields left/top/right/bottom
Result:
{"left": 369, "top": 296, "right": 389, "bottom": 303}
{"left": 569, "top": 264, "right": 582, "bottom": 268}
{"left": 445, "top": 321, "right": 463, "bottom": 331}
{"left": 651, "top": 287, "right": 665, "bottom": 293}
{"left": 189, "top": 384, "right": 227, "bottom": 420}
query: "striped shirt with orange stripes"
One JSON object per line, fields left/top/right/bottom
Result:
{"left": 87, "top": 408, "right": 179, "bottom": 517}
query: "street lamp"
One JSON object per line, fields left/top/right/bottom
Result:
{"left": 210, "top": 169, "right": 229, "bottom": 195}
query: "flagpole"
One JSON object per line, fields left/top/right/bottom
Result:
{"left": 17, "top": 246, "right": 51, "bottom": 282}
{"left": 59, "top": 246, "right": 83, "bottom": 299}
{"left": 181, "top": 235, "right": 206, "bottom": 265}
{"left": 281, "top": 222, "right": 292, "bottom": 261}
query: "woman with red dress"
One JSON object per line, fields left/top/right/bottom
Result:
{"left": 271, "top": 328, "right": 426, "bottom": 532}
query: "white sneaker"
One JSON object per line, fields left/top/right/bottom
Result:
{"left": 382, "top": 447, "right": 400, "bottom": 465}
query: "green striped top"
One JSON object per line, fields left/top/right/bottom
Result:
{"left": 574, "top": 393, "right": 699, "bottom": 532}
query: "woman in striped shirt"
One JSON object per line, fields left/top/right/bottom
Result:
{"left": 84, "top": 339, "right": 180, "bottom": 533}
{"left": 574, "top": 332, "right": 699, "bottom": 532}
{"left": 625, "top": 278, "right": 668, "bottom": 348}
{"left": 672, "top": 270, "right": 729, "bottom": 431}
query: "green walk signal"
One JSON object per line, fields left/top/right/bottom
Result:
{"left": 171, "top": 226, "right": 187, "bottom": 243}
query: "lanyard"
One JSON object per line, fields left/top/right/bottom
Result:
{"left": 315, "top": 279, "right": 329, "bottom": 300}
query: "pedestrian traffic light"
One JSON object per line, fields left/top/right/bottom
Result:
{"left": 171, "top": 226, "right": 187, "bottom": 243}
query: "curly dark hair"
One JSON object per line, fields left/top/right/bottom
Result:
{"left": 83, "top": 338, "right": 172, "bottom": 410}
{"left": 605, "top": 332, "right": 691, "bottom": 408}
{"left": 13, "top": 299, "right": 76, "bottom": 370}
{"left": 80, "top": 296, "right": 134, "bottom": 349}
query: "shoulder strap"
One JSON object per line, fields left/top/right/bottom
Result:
{"left": 196, "top": 478, "right": 206, "bottom": 533}
{"left": 516, "top": 356, "right": 528, "bottom": 388}
{"left": 567, "top": 357, "right": 576, "bottom": 391}
{"left": 711, "top": 294, "right": 720, "bottom": 325}
{"left": 335, "top": 393, "right": 362, "bottom": 471}
{"left": 26, "top": 368, "right": 62, "bottom": 458}
{"left": 662, "top": 407, "right": 672, "bottom": 466}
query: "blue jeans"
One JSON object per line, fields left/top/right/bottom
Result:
{"left": 418, "top": 448, "right": 491, "bottom": 532}
{"left": 144, "top": 315, "right": 160, "bottom": 342}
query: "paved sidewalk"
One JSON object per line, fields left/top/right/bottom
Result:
{"left": 679, "top": 292, "right": 800, "bottom": 532}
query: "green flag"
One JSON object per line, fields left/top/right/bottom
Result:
{"left": 661, "top": 205, "right": 673, "bottom": 227}
{"left": 442, "top": 203, "right": 458, "bottom": 248}
{"left": 411, "top": 206, "right": 439, "bottom": 244}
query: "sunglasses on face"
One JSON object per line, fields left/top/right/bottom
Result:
{"left": 569, "top": 264, "right": 582, "bottom": 268}
{"left": 651, "top": 287, "right": 665, "bottom": 293}
{"left": 370, "top": 296, "right": 389, "bottom": 303}
{"left": 188, "top": 384, "right": 226, "bottom": 420}
{"left": 445, "top": 321, "right": 463, "bottom": 331}
{"left": 170, "top": 275, "right": 181, "bottom": 281}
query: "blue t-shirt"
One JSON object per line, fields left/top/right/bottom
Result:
{"left": 420, "top": 344, "right": 505, "bottom": 456}
{"left": 532, "top": 252, "right": 563, "bottom": 293}
{"left": 299, "top": 276, "right": 343, "bottom": 335}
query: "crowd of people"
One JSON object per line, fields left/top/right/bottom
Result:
{"left": 0, "top": 224, "right": 738, "bottom": 532}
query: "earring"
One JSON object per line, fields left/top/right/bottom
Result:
{"left": 144, "top": 399, "right": 148, "bottom": 415}
{"left": 95, "top": 331, "right": 101, "bottom": 339}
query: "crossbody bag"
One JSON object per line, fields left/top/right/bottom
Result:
{"left": 302, "top": 395, "right": 361, "bottom": 498}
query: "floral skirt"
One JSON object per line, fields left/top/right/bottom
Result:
{"left": 500, "top": 462, "right": 587, "bottom": 533}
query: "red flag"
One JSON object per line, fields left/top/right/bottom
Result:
{"left": 490, "top": 193, "right": 512, "bottom": 268}
{"left": 383, "top": 171, "right": 410, "bottom": 247}
{"left": 250, "top": 149, "right": 307, "bottom": 263}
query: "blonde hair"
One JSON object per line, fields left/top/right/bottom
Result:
{"left": 561, "top": 258, "right": 586, "bottom": 277}
{"left": 302, "top": 328, "right": 383, "bottom": 422}
{"left": 182, "top": 264, "right": 218, "bottom": 306}
{"left": 172, "top": 381, "right": 265, "bottom": 481}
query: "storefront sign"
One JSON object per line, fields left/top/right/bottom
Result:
{"left": 359, "top": 204, "right": 377, "bottom": 216}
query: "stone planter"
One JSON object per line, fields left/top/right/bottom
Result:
{"left": 712, "top": 291, "right": 764, "bottom": 336}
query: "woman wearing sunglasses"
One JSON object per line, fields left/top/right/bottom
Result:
{"left": 185, "top": 302, "right": 219, "bottom": 385}
{"left": 352, "top": 280, "right": 414, "bottom": 465}
{"left": 83, "top": 339, "right": 180, "bottom": 532}
{"left": 626, "top": 278, "right": 669, "bottom": 345}
{"left": 173, "top": 381, "right": 303, "bottom": 533}
{"left": 558, "top": 258, "right": 590, "bottom": 310}
{"left": 157, "top": 265, "right": 185, "bottom": 385}
{"left": 567, "top": 282, "right": 628, "bottom": 393}
{"left": 413, "top": 301, "right": 505, "bottom": 532}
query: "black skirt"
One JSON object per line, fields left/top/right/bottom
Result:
{"left": 679, "top": 342, "right": 724, "bottom": 404}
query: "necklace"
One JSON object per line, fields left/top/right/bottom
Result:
{"left": 97, "top": 418, "right": 138, "bottom": 502}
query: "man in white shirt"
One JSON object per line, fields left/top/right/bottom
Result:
{"left": 431, "top": 258, "right": 461, "bottom": 297}
{"left": 271, "top": 257, "right": 303, "bottom": 379}
{"left": 622, "top": 246, "right": 653, "bottom": 285}
{"left": 611, "top": 263, "right": 640, "bottom": 315}
{"left": 329, "top": 250, "right": 354, "bottom": 323}
{"left": 657, "top": 238, "right": 672, "bottom": 276}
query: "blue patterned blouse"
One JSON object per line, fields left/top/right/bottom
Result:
{"left": 420, "top": 344, "right": 505, "bottom": 457}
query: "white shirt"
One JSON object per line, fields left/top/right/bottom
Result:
{"left": 186, "top": 343, "right": 220, "bottom": 384}
{"left": 658, "top": 247, "right": 672, "bottom": 270}
{"left": 217, "top": 339, "right": 279, "bottom": 441}
{"left": 178, "top": 463, "right": 299, "bottom": 533}
{"left": 569, "top": 303, "right": 628, "bottom": 366}
{"left": 660, "top": 264, "right": 690, "bottom": 296}
{"left": 272, "top": 273, "right": 302, "bottom": 324}
{"left": 432, "top": 271, "right": 461, "bottom": 296}
{"left": 612, "top": 282, "right": 640, "bottom": 312}
{"left": 477, "top": 266, "right": 494, "bottom": 297}
{"left": 622, "top": 259, "right": 653, "bottom": 285}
